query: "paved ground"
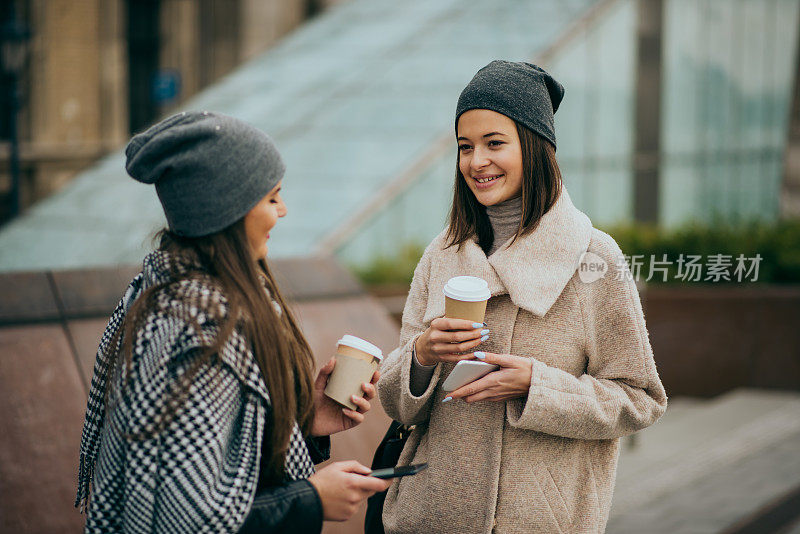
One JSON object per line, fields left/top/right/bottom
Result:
{"left": 610, "top": 430, "right": 800, "bottom": 533}
{"left": 609, "top": 390, "right": 800, "bottom": 533}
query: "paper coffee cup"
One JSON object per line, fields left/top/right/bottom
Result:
{"left": 443, "top": 276, "right": 491, "bottom": 324}
{"left": 324, "top": 335, "right": 383, "bottom": 410}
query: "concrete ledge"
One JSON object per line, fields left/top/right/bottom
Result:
{"left": 643, "top": 285, "right": 800, "bottom": 396}
{"left": 271, "top": 256, "right": 364, "bottom": 302}
{"left": 51, "top": 266, "right": 141, "bottom": 318}
{"left": 0, "top": 256, "right": 366, "bottom": 326}
{"left": 0, "top": 272, "right": 60, "bottom": 324}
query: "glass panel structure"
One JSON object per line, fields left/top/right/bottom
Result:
{"left": 339, "top": 0, "right": 800, "bottom": 270}
{"left": 0, "top": 0, "right": 796, "bottom": 273}
{"left": 549, "top": 0, "right": 637, "bottom": 226}
{"left": 0, "top": 0, "right": 597, "bottom": 271}
{"left": 339, "top": 0, "right": 638, "bottom": 268}
{"left": 660, "top": 0, "right": 800, "bottom": 226}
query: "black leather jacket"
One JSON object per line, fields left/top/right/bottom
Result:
{"left": 237, "top": 436, "right": 331, "bottom": 533}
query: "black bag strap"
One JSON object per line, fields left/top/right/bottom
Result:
{"left": 369, "top": 421, "right": 414, "bottom": 470}
{"left": 365, "top": 421, "right": 416, "bottom": 534}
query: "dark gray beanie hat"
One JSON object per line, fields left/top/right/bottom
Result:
{"left": 125, "top": 110, "right": 285, "bottom": 237}
{"left": 455, "top": 60, "right": 565, "bottom": 149}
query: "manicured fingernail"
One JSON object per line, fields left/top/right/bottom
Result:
{"left": 480, "top": 335, "right": 489, "bottom": 342}
{"left": 442, "top": 396, "right": 452, "bottom": 403}
{"left": 472, "top": 322, "right": 483, "bottom": 329}
{"left": 474, "top": 352, "right": 485, "bottom": 359}
{"left": 481, "top": 329, "right": 490, "bottom": 335}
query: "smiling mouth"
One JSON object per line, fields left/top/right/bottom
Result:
{"left": 475, "top": 174, "right": 503, "bottom": 184}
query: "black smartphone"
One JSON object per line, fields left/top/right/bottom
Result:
{"left": 369, "top": 463, "right": 428, "bottom": 479}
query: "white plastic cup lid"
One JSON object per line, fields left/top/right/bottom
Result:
{"left": 337, "top": 335, "right": 383, "bottom": 361}
{"left": 443, "top": 276, "right": 491, "bottom": 302}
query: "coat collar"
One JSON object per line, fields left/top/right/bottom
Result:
{"left": 140, "top": 249, "right": 272, "bottom": 404}
{"left": 434, "top": 188, "right": 592, "bottom": 317}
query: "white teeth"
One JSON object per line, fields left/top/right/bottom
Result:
{"left": 476, "top": 175, "right": 501, "bottom": 183}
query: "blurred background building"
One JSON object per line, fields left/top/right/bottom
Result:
{"left": 0, "top": 0, "right": 797, "bottom": 273}
{"left": 0, "top": 0, "right": 338, "bottom": 224}
{"left": 1, "top": 0, "right": 799, "bottom": 533}
{"left": 334, "top": 0, "right": 800, "bottom": 266}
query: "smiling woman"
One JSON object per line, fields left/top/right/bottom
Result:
{"left": 451, "top": 106, "right": 563, "bottom": 255}
{"left": 377, "top": 61, "right": 667, "bottom": 534}
{"left": 456, "top": 110, "right": 523, "bottom": 204}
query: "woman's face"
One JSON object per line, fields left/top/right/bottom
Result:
{"left": 244, "top": 181, "right": 287, "bottom": 260}
{"left": 457, "top": 109, "right": 523, "bottom": 206}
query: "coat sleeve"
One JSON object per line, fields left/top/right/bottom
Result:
{"left": 377, "top": 248, "right": 444, "bottom": 425}
{"left": 119, "top": 348, "right": 322, "bottom": 534}
{"left": 237, "top": 480, "right": 323, "bottom": 533}
{"left": 506, "top": 235, "right": 668, "bottom": 440}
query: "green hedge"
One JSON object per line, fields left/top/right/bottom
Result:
{"left": 352, "top": 243, "right": 425, "bottom": 286}
{"left": 351, "top": 219, "right": 800, "bottom": 286}
{"left": 607, "top": 219, "right": 800, "bottom": 284}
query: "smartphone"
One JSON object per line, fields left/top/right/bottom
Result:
{"left": 441, "top": 360, "right": 499, "bottom": 392}
{"left": 369, "top": 463, "right": 428, "bottom": 479}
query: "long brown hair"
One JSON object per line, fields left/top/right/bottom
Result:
{"left": 446, "top": 122, "right": 563, "bottom": 254}
{"left": 105, "top": 219, "right": 316, "bottom": 484}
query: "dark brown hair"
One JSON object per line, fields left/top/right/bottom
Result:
{"left": 105, "top": 219, "right": 316, "bottom": 484}
{"left": 446, "top": 122, "right": 563, "bottom": 254}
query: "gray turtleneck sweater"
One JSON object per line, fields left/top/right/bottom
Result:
{"left": 409, "top": 196, "right": 523, "bottom": 393}
{"left": 485, "top": 195, "right": 523, "bottom": 256}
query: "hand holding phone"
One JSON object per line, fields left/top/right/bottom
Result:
{"left": 309, "top": 461, "right": 393, "bottom": 521}
{"left": 369, "top": 463, "right": 428, "bottom": 479}
{"left": 442, "top": 360, "right": 499, "bottom": 392}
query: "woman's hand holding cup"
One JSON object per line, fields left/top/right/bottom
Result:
{"left": 415, "top": 275, "right": 492, "bottom": 366}
{"left": 311, "top": 357, "right": 379, "bottom": 437}
{"left": 414, "top": 318, "right": 489, "bottom": 366}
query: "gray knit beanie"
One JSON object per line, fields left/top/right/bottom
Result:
{"left": 455, "top": 60, "right": 565, "bottom": 149}
{"left": 125, "top": 110, "right": 285, "bottom": 237}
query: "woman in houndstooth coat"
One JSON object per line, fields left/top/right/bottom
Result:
{"left": 76, "top": 111, "right": 391, "bottom": 533}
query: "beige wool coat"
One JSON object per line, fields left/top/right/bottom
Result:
{"left": 377, "top": 189, "right": 668, "bottom": 534}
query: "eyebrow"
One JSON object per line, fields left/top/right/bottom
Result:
{"left": 457, "top": 132, "right": 508, "bottom": 141}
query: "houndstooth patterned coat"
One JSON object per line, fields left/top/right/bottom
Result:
{"left": 76, "top": 250, "right": 326, "bottom": 533}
